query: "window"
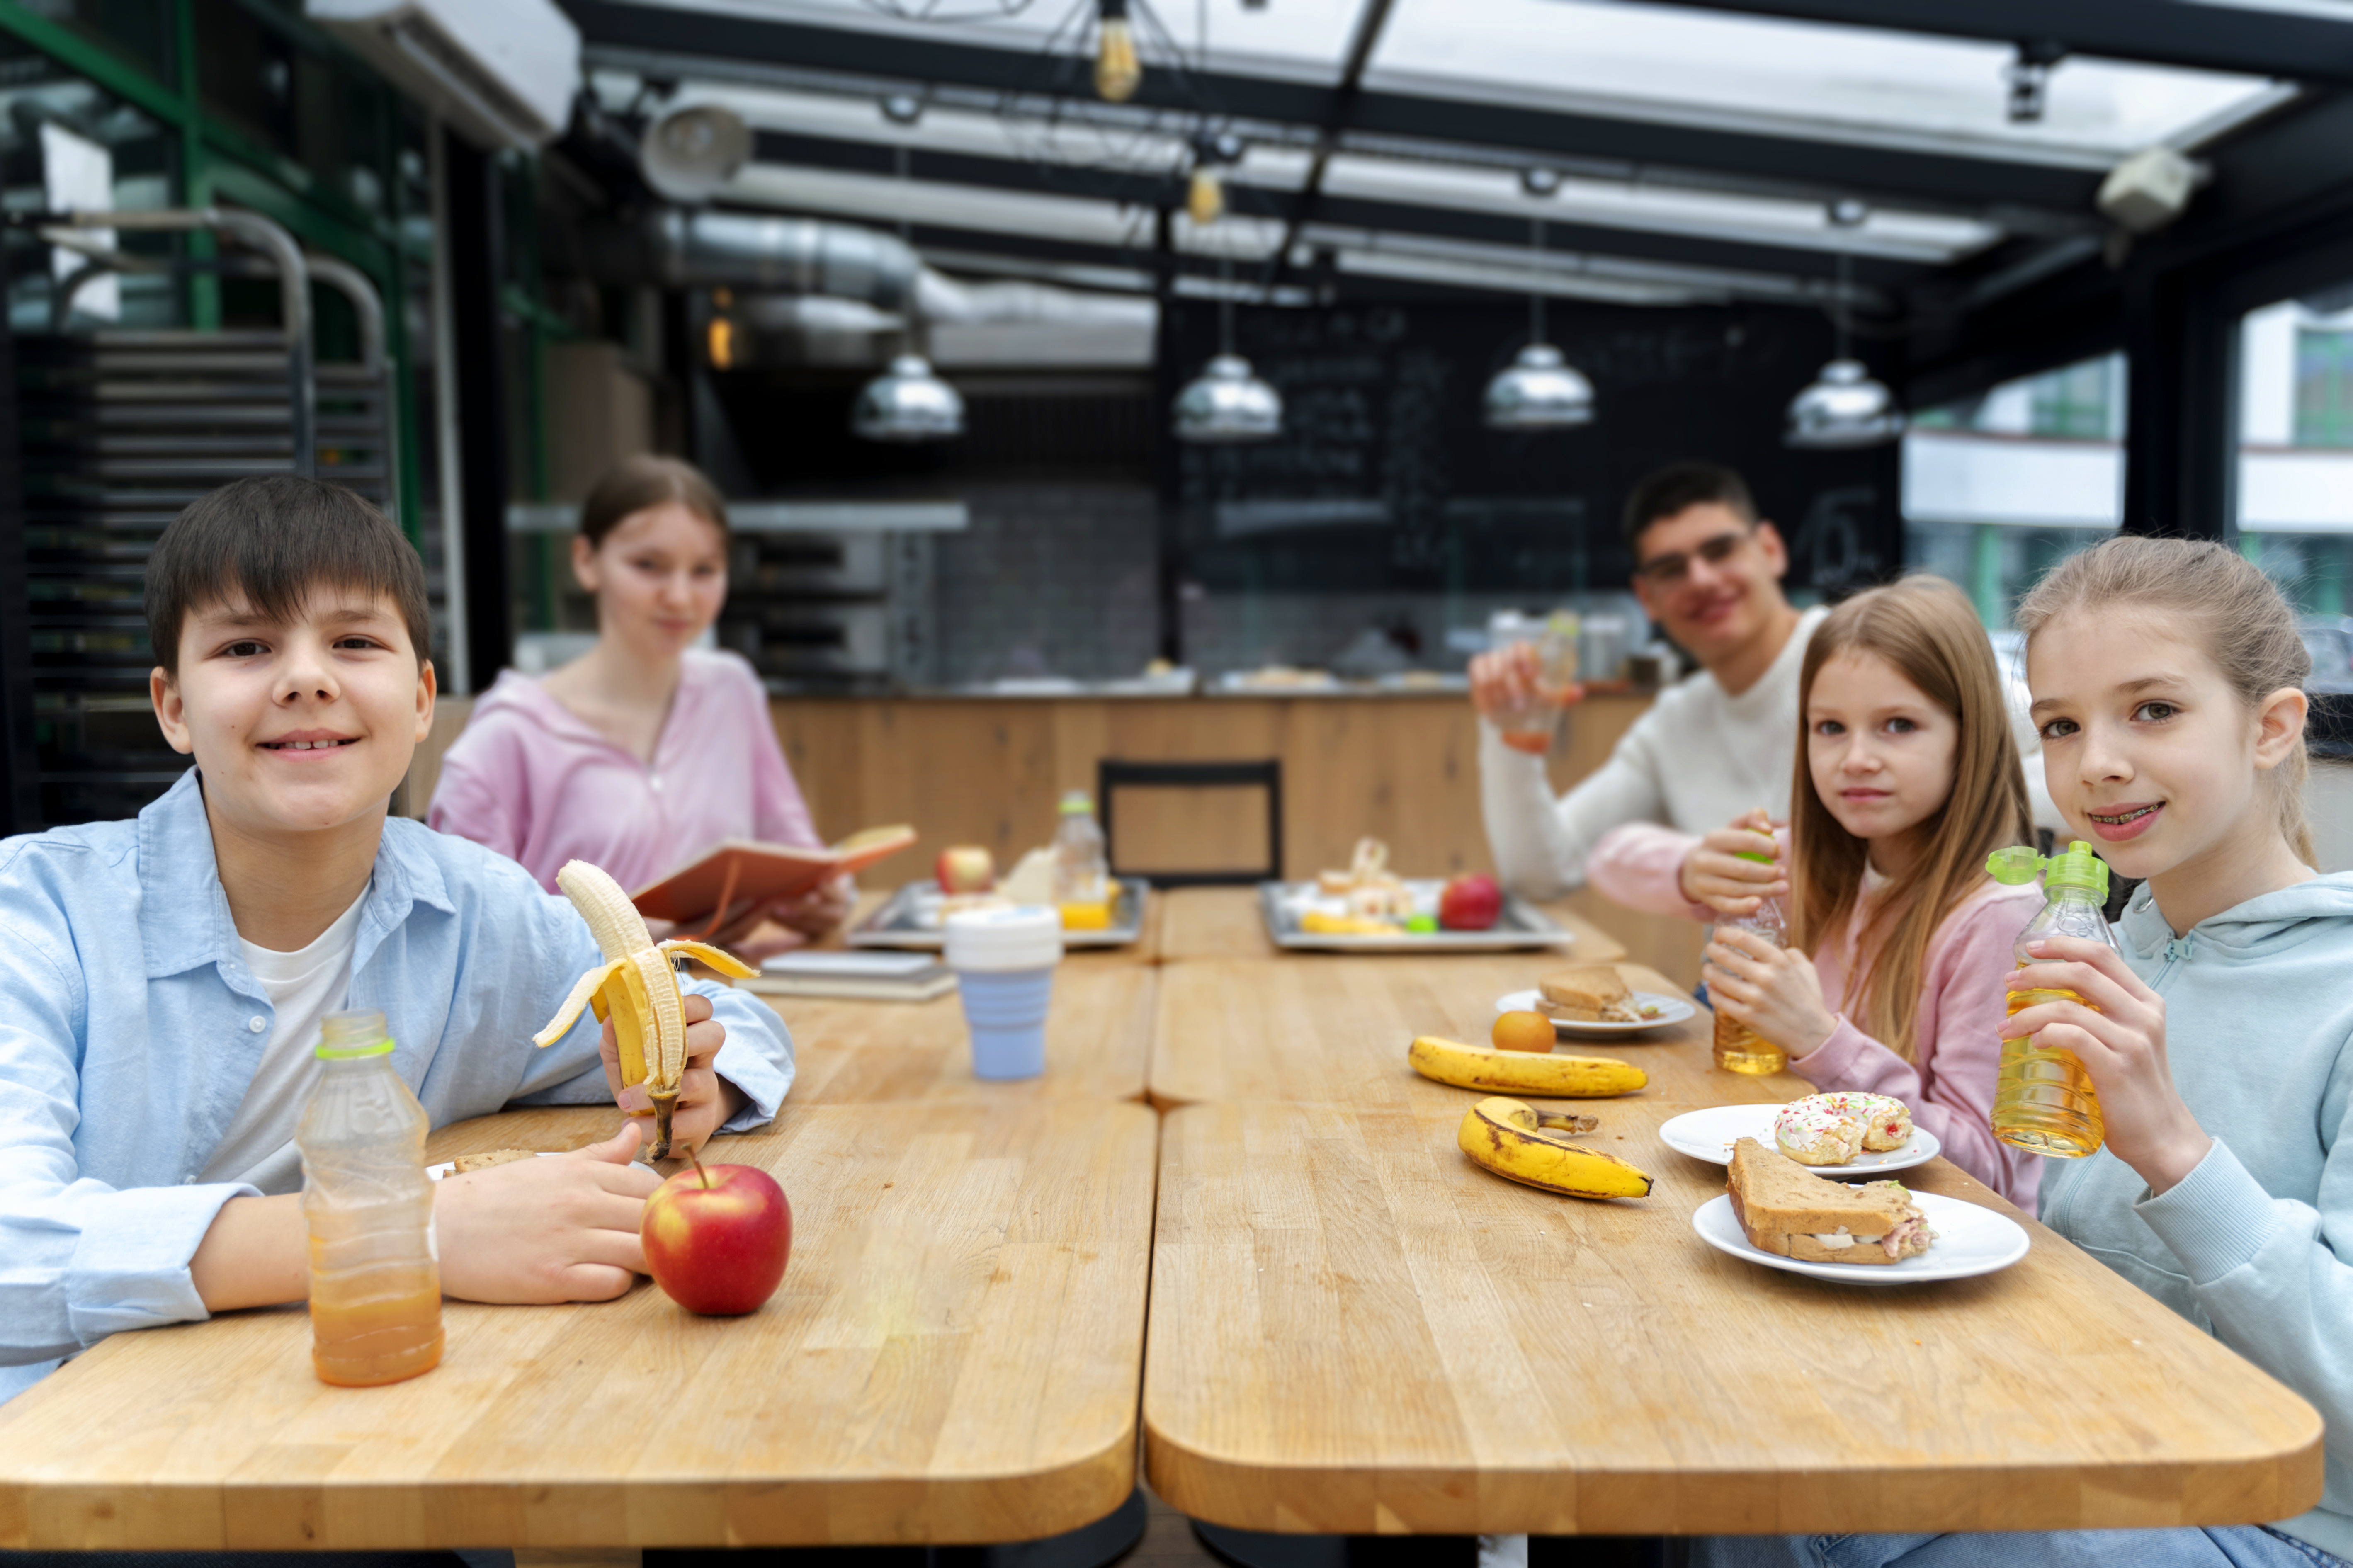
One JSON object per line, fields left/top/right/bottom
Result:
{"left": 1901, "top": 354, "right": 2125, "bottom": 629}
{"left": 2295, "top": 328, "right": 2353, "bottom": 449}
{"left": 2238, "top": 298, "right": 2353, "bottom": 615}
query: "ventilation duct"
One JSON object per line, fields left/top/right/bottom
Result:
{"left": 580, "top": 210, "right": 920, "bottom": 312}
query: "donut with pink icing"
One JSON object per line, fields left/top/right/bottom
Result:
{"left": 1773, "top": 1097, "right": 1865, "bottom": 1165}
{"left": 1814, "top": 1091, "right": 1913, "bottom": 1152}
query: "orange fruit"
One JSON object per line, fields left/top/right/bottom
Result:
{"left": 1491, "top": 1010, "right": 1557, "bottom": 1053}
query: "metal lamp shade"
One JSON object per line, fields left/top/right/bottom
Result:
{"left": 1174, "top": 353, "right": 1282, "bottom": 443}
{"left": 1785, "top": 358, "right": 1904, "bottom": 449}
{"left": 1483, "top": 343, "right": 1594, "bottom": 430}
{"left": 852, "top": 354, "right": 966, "bottom": 442}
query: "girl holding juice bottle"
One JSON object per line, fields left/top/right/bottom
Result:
{"left": 1684, "top": 575, "right": 2047, "bottom": 1206}
{"left": 1697, "top": 538, "right": 2353, "bottom": 1568}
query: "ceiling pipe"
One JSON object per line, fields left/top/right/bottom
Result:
{"left": 578, "top": 208, "right": 922, "bottom": 310}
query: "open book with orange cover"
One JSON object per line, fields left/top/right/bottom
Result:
{"left": 630, "top": 825, "right": 916, "bottom": 935}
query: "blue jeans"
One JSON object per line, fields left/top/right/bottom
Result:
{"left": 1691, "top": 1526, "right": 2348, "bottom": 1568}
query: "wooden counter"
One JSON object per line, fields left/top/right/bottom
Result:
{"left": 1141, "top": 966, "right": 2326, "bottom": 1537}
{"left": 0, "top": 1102, "right": 1157, "bottom": 1551}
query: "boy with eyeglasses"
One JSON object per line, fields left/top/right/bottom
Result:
{"left": 1469, "top": 461, "right": 1827, "bottom": 914}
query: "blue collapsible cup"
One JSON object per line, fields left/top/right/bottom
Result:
{"left": 943, "top": 905, "right": 1064, "bottom": 1082}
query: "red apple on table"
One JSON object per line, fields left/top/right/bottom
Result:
{"left": 641, "top": 1157, "right": 792, "bottom": 1315}
{"left": 936, "top": 845, "right": 995, "bottom": 893}
{"left": 1438, "top": 873, "right": 1503, "bottom": 931}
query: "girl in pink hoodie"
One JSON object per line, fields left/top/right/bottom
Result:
{"left": 1680, "top": 576, "right": 2045, "bottom": 1208}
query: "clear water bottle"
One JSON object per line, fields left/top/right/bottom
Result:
{"left": 1986, "top": 840, "right": 2120, "bottom": 1158}
{"left": 296, "top": 1009, "right": 443, "bottom": 1387}
{"left": 1712, "top": 838, "right": 1790, "bottom": 1075}
{"left": 1052, "top": 789, "right": 1109, "bottom": 907}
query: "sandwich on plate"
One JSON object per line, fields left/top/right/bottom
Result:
{"left": 1537, "top": 964, "right": 1657, "bottom": 1023}
{"left": 1726, "top": 1137, "right": 1936, "bottom": 1265}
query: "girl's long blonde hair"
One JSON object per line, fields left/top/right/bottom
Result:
{"left": 1790, "top": 576, "right": 2031, "bottom": 1061}
{"left": 2014, "top": 536, "right": 2314, "bottom": 864}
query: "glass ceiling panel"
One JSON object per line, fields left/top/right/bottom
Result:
{"left": 1314, "top": 152, "right": 1999, "bottom": 262}
{"left": 1368, "top": 0, "right": 2280, "bottom": 165}
{"left": 631, "top": 0, "right": 1370, "bottom": 84}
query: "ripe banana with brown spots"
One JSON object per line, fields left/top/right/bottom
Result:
{"left": 1457, "top": 1096, "right": 1654, "bottom": 1199}
{"left": 1408, "top": 1034, "right": 1646, "bottom": 1097}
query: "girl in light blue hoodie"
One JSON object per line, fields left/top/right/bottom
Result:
{"left": 1697, "top": 536, "right": 2353, "bottom": 1568}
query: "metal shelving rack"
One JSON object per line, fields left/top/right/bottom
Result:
{"left": 10, "top": 206, "right": 396, "bottom": 827}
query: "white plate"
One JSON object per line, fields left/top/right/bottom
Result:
{"left": 1658, "top": 1103, "right": 1941, "bottom": 1176}
{"left": 425, "top": 1151, "right": 561, "bottom": 1182}
{"left": 1494, "top": 988, "right": 1694, "bottom": 1036}
{"left": 1692, "top": 1191, "right": 2029, "bottom": 1285}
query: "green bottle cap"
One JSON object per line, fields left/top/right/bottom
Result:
{"left": 1733, "top": 827, "right": 1776, "bottom": 866}
{"left": 315, "top": 1036, "right": 394, "bottom": 1061}
{"left": 1984, "top": 840, "right": 2109, "bottom": 899}
{"left": 1059, "top": 790, "right": 1093, "bottom": 815}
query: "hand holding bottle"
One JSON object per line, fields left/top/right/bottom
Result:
{"left": 1702, "top": 929, "right": 1838, "bottom": 1061}
{"left": 1999, "top": 936, "right": 2210, "bottom": 1194}
{"left": 1678, "top": 808, "right": 1787, "bottom": 914}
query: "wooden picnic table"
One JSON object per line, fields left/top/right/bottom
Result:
{"left": 1139, "top": 953, "right": 2325, "bottom": 1537}
{"left": 0, "top": 1100, "right": 1155, "bottom": 1551}
{"left": 1155, "top": 886, "right": 1629, "bottom": 965}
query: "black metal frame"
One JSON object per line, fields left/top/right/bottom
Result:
{"left": 0, "top": 306, "right": 36, "bottom": 837}
{"left": 1097, "top": 759, "right": 1284, "bottom": 888}
{"left": 444, "top": 128, "right": 515, "bottom": 685}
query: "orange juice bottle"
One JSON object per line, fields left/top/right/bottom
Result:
{"left": 1712, "top": 837, "right": 1788, "bottom": 1075}
{"left": 1985, "top": 841, "right": 2118, "bottom": 1158}
{"left": 296, "top": 1010, "right": 443, "bottom": 1387}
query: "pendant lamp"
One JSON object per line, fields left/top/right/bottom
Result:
{"left": 1786, "top": 251, "right": 1903, "bottom": 449}
{"left": 1484, "top": 219, "right": 1593, "bottom": 430}
{"left": 854, "top": 146, "right": 964, "bottom": 443}
{"left": 1175, "top": 262, "right": 1281, "bottom": 443}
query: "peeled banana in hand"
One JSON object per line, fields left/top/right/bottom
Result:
{"left": 1408, "top": 1034, "right": 1646, "bottom": 1097}
{"left": 1458, "top": 1096, "right": 1654, "bottom": 1199}
{"left": 534, "top": 859, "right": 756, "bottom": 1159}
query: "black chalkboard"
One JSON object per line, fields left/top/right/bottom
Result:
{"left": 1159, "top": 298, "right": 1902, "bottom": 605}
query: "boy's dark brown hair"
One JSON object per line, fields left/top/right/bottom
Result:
{"left": 145, "top": 476, "right": 431, "bottom": 676}
{"left": 578, "top": 454, "right": 729, "bottom": 548}
{"left": 1621, "top": 460, "right": 1757, "bottom": 554}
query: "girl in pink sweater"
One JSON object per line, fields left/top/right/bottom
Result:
{"left": 1685, "top": 576, "right": 2045, "bottom": 1207}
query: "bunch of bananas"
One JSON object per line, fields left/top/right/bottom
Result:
{"left": 1407, "top": 1034, "right": 1646, "bottom": 1097}
{"left": 535, "top": 859, "right": 755, "bottom": 1158}
{"left": 1457, "top": 1096, "right": 1654, "bottom": 1199}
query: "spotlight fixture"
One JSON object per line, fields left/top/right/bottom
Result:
{"left": 879, "top": 92, "right": 923, "bottom": 125}
{"left": 1828, "top": 198, "right": 1868, "bottom": 228}
{"left": 1095, "top": 0, "right": 1141, "bottom": 102}
{"left": 1520, "top": 166, "right": 1561, "bottom": 199}
{"left": 639, "top": 104, "right": 751, "bottom": 204}
{"left": 1482, "top": 218, "right": 1594, "bottom": 430}
{"left": 2004, "top": 39, "right": 2066, "bottom": 125}
{"left": 1785, "top": 253, "right": 1902, "bottom": 449}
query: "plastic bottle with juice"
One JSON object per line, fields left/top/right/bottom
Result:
{"left": 1711, "top": 833, "right": 1790, "bottom": 1075}
{"left": 1052, "top": 790, "right": 1112, "bottom": 930}
{"left": 1985, "top": 840, "right": 2117, "bottom": 1158}
{"left": 296, "top": 1009, "right": 444, "bottom": 1387}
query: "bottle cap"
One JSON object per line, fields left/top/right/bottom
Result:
{"left": 1984, "top": 840, "right": 2109, "bottom": 899}
{"left": 1058, "top": 790, "right": 1093, "bottom": 816}
{"left": 1733, "top": 826, "right": 1776, "bottom": 866}
{"left": 314, "top": 1007, "right": 393, "bottom": 1060}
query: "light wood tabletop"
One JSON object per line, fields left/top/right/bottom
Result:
{"left": 1155, "top": 886, "right": 1628, "bottom": 965}
{"left": 1141, "top": 992, "right": 2325, "bottom": 1536}
{"left": 753, "top": 959, "right": 1155, "bottom": 1104}
{"left": 1149, "top": 957, "right": 1736, "bottom": 1109}
{"left": 0, "top": 1101, "right": 1158, "bottom": 1551}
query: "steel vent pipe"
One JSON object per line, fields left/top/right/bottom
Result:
{"left": 580, "top": 209, "right": 920, "bottom": 312}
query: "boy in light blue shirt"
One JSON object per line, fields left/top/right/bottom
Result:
{"left": 0, "top": 476, "right": 793, "bottom": 1407}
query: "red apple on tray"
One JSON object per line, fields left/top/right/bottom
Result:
{"left": 935, "top": 845, "right": 995, "bottom": 894}
{"left": 1438, "top": 873, "right": 1503, "bottom": 931}
{"left": 641, "top": 1153, "right": 792, "bottom": 1315}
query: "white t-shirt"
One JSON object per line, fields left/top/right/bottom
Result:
{"left": 198, "top": 886, "right": 371, "bottom": 1194}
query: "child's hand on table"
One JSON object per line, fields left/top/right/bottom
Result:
{"left": 1678, "top": 808, "right": 1786, "bottom": 915}
{"left": 2001, "top": 936, "right": 2211, "bottom": 1193}
{"left": 434, "top": 1121, "right": 661, "bottom": 1301}
{"left": 1702, "top": 926, "right": 1838, "bottom": 1058}
{"left": 599, "top": 989, "right": 745, "bottom": 1153}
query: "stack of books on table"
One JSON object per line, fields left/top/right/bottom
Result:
{"left": 747, "top": 949, "right": 956, "bottom": 1002}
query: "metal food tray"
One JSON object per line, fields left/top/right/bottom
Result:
{"left": 846, "top": 877, "right": 1150, "bottom": 949}
{"left": 1259, "top": 880, "right": 1575, "bottom": 953}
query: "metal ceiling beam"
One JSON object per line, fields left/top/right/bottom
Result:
{"left": 1604, "top": 0, "right": 2353, "bottom": 92}
{"left": 559, "top": 0, "right": 2108, "bottom": 214}
{"left": 1268, "top": 0, "right": 1399, "bottom": 285}
{"left": 738, "top": 128, "right": 1943, "bottom": 291}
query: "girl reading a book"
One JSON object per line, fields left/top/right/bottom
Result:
{"left": 430, "top": 456, "right": 850, "bottom": 956}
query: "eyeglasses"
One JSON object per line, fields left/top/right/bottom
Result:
{"left": 1633, "top": 527, "right": 1753, "bottom": 586}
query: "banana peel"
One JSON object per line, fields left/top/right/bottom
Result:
{"left": 1458, "top": 1096, "right": 1653, "bottom": 1199}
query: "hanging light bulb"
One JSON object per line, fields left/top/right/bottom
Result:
{"left": 1483, "top": 217, "right": 1594, "bottom": 430}
{"left": 1187, "top": 166, "right": 1225, "bottom": 226}
{"left": 1175, "top": 262, "right": 1281, "bottom": 443}
{"left": 1095, "top": 0, "right": 1141, "bottom": 102}
{"left": 1785, "top": 251, "right": 1903, "bottom": 449}
{"left": 853, "top": 354, "right": 966, "bottom": 442}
